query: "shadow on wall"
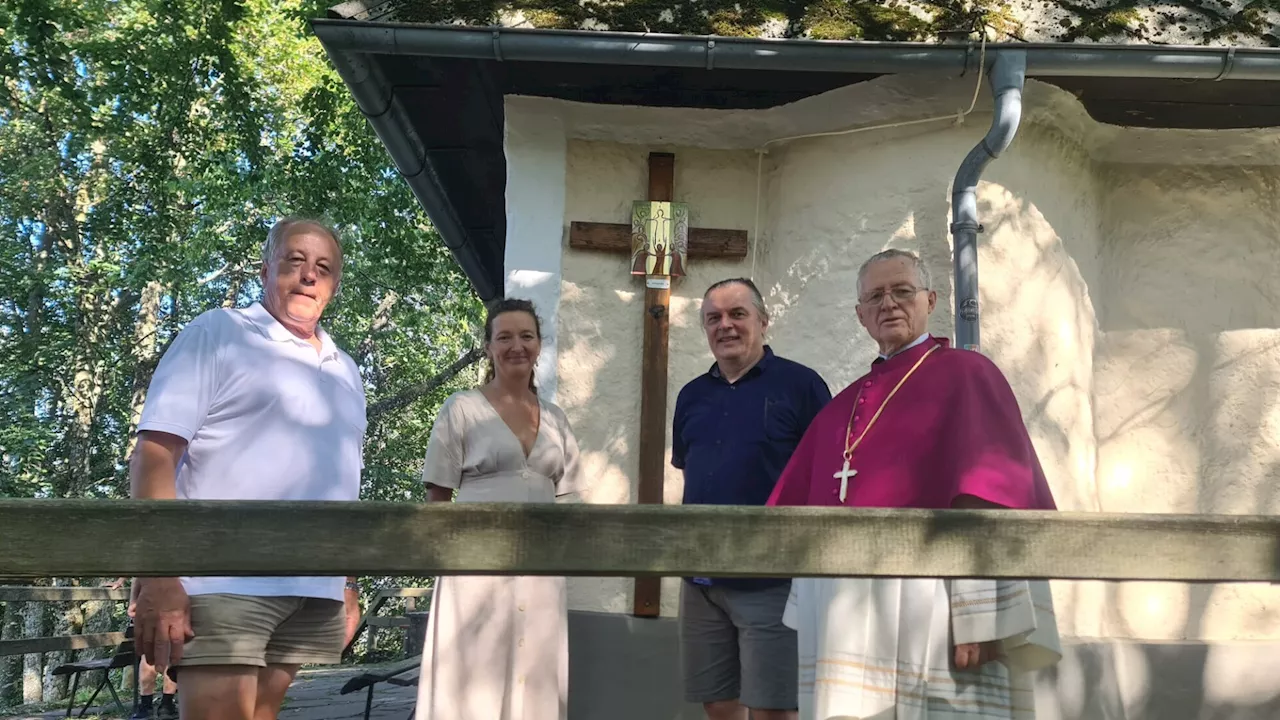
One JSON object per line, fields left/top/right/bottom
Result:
{"left": 759, "top": 177, "right": 955, "bottom": 393}
{"left": 1037, "top": 640, "right": 1280, "bottom": 720}
{"left": 1095, "top": 331, "right": 1280, "bottom": 654}
{"left": 747, "top": 122, "right": 1280, "bottom": 716}
{"left": 756, "top": 123, "right": 1099, "bottom": 519}
{"left": 1098, "top": 165, "right": 1280, "bottom": 336}
{"left": 980, "top": 138, "right": 1280, "bottom": 714}
{"left": 974, "top": 122, "right": 1104, "bottom": 513}
{"left": 545, "top": 128, "right": 1280, "bottom": 717}
{"left": 567, "top": 610, "right": 703, "bottom": 720}
{"left": 975, "top": 188, "right": 1098, "bottom": 510}
{"left": 1091, "top": 162, "right": 1280, "bottom": 653}
{"left": 554, "top": 278, "right": 638, "bottom": 505}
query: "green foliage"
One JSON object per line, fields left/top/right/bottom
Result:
{"left": 394, "top": 0, "right": 951, "bottom": 39}
{"left": 389, "top": 0, "right": 1280, "bottom": 45}
{"left": 0, "top": 0, "right": 482, "bottom": 502}
{"left": 0, "top": 0, "right": 482, "bottom": 696}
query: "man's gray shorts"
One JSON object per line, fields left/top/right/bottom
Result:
{"left": 679, "top": 580, "right": 798, "bottom": 710}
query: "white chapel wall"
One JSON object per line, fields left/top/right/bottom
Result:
{"left": 757, "top": 118, "right": 1104, "bottom": 638}
{"left": 1094, "top": 163, "right": 1280, "bottom": 642}
{"left": 505, "top": 82, "right": 1280, "bottom": 649}
{"left": 503, "top": 102, "right": 567, "bottom": 402}
{"left": 545, "top": 108, "right": 1104, "bottom": 626}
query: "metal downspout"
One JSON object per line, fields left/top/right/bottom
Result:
{"left": 951, "top": 50, "right": 1026, "bottom": 352}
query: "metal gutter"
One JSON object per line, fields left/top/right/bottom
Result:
{"left": 314, "top": 29, "right": 501, "bottom": 302}
{"left": 311, "top": 20, "right": 1280, "bottom": 81}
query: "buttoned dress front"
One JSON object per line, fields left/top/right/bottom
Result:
{"left": 416, "top": 389, "right": 584, "bottom": 720}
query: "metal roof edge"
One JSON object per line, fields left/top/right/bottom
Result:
{"left": 311, "top": 18, "right": 500, "bottom": 302}
{"left": 309, "top": 16, "right": 1280, "bottom": 304}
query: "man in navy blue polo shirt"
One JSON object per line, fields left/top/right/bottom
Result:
{"left": 673, "top": 278, "right": 831, "bottom": 720}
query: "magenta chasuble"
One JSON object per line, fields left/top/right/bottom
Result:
{"left": 767, "top": 336, "right": 1062, "bottom": 720}
{"left": 767, "top": 336, "right": 1056, "bottom": 512}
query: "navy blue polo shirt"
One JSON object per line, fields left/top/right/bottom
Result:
{"left": 672, "top": 345, "right": 831, "bottom": 589}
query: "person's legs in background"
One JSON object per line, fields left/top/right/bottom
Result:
{"left": 158, "top": 670, "right": 179, "bottom": 719}
{"left": 132, "top": 657, "right": 158, "bottom": 720}
{"left": 132, "top": 655, "right": 179, "bottom": 719}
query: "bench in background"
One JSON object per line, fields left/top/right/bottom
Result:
{"left": 50, "top": 638, "right": 137, "bottom": 718}
{"left": 339, "top": 654, "right": 421, "bottom": 720}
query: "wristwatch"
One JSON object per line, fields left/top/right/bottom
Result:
{"left": 345, "top": 580, "right": 360, "bottom": 591}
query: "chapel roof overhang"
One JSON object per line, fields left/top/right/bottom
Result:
{"left": 310, "top": 14, "right": 1280, "bottom": 304}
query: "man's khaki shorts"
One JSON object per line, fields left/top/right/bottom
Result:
{"left": 177, "top": 594, "right": 345, "bottom": 669}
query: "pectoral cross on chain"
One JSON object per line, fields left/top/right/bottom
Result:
{"left": 833, "top": 459, "right": 857, "bottom": 503}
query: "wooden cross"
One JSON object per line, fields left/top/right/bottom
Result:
{"left": 568, "top": 152, "right": 748, "bottom": 617}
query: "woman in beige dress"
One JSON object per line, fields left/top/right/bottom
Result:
{"left": 416, "top": 298, "right": 584, "bottom": 720}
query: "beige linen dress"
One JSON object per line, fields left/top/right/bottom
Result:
{"left": 415, "top": 389, "right": 584, "bottom": 720}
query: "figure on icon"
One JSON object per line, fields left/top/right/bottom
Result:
{"left": 630, "top": 201, "right": 687, "bottom": 277}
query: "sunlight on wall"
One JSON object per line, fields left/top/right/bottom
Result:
{"left": 1106, "top": 583, "right": 1190, "bottom": 640}
{"left": 559, "top": 140, "right": 759, "bottom": 616}
{"left": 553, "top": 121, "right": 1111, "bottom": 631}
{"left": 1097, "top": 165, "right": 1280, "bottom": 642}
{"left": 1108, "top": 462, "right": 1132, "bottom": 491}
{"left": 535, "top": 105, "right": 1280, "bottom": 645}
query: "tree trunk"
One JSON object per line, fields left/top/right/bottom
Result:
{"left": 56, "top": 152, "right": 114, "bottom": 498}
{"left": 20, "top": 602, "right": 41, "bottom": 704}
{"left": 0, "top": 602, "right": 20, "bottom": 707}
{"left": 356, "top": 291, "right": 400, "bottom": 366}
{"left": 42, "top": 581, "right": 78, "bottom": 702}
{"left": 124, "top": 280, "right": 165, "bottom": 461}
{"left": 222, "top": 267, "right": 245, "bottom": 308}
{"left": 64, "top": 289, "right": 109, "bottom": 496}
{"left": 82, "top": 597, "right": 115, "bottom": 661}
{"left": 366, "top": 346, "right": 483, "bottom": 420}
{"left": 23, "top": 228, "right": 54, "bottom": 347}
{"left": 357, "top": 292, "right": 400, "bottom": 391}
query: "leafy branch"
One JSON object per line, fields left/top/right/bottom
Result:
{"left": 367, "top": 347, "right": 484, "bottom": 420}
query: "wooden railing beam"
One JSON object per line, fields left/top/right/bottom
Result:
{"left": 2, "top": 499, "right": 1279, "bottom": 583}
{"left": 0, "top": 633, "right": 126, "bottom": 657}
{"left": 0, "top": 586, "right": 130, "bottom": 602}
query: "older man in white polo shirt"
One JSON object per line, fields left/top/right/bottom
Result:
{"left": 130, "top": 216, "right": 365, "bottom": 720}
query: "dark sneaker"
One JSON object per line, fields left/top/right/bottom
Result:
{"left": 130, "top": 705, "right": 152, "bottom": 720}
{"left": 157, "top": 703, "right": 179, "bottom": 720}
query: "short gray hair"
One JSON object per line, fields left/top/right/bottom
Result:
{"left": 704, "top": 277, "right": 769, "bottom": 323}
{"left": 262, "top": 216, "right": 344, "bottom": 279}
{"left": 856, "top": 249, "right": 932, "bottom": 296}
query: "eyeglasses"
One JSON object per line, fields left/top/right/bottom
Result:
{"left": 858, "top": 286, "right": 927, "bottom": 307}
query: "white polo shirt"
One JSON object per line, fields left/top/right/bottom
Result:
{"left": 138, "top": 302, "right": 366, "bottom": 601}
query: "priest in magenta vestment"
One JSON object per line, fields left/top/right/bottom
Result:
{"left": 767, "top": 249, "right": 1062, "bottom": 720}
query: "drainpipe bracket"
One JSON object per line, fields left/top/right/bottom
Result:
{"left": 1213, "top": 46, "right": 1236, "bottom": 81}
{"left": 949, "top": 221, "right": 984, "bottom": 234}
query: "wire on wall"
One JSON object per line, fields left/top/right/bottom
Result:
{"left": 747, "top": 32, "right": 988, "bottom": 282}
